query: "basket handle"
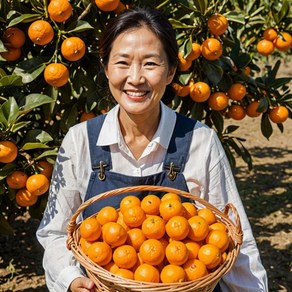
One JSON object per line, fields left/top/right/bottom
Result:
{"left": 224, "top": 203, "right": 243, "bottom": 245}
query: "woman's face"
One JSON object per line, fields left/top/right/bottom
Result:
{"left": 105, "top": 27, "right": 176, "bottom": 117}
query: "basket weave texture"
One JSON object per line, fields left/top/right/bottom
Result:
{"left": 67, "top": 185, "right": 243, "bottom": 292}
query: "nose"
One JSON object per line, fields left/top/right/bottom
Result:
{"left": 127, "top": 64, "right": 145, "bottom": 84}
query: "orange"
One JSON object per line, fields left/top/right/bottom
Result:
{"left": 178, "top": 52, "right": 192, "bottom": 71}
{"left": 172, "top": 82, "right": 190, "bottom": 97}
{"left": 228, "top": 104, "right": 246, "bottom": 120}
{"left": 201, "top": 38, "right": 223, "bottom": 61}
{"left": 206, "top": 229, "right": 230, "bottom": 252}
{"left": 186, "top": 42, "right": 201, "bottom": 61}
{"left": 197, "top": 208, "right": 217, "bottom": 225}
{"left": 160, "top": 264, "right": 186, "bottom": 283}
{"left": 188, "top": 215, "right": 209, "bottom": 241}
{"left": 263, "top": 28, "right": 278, "bottom": 42}
{"left": 0, "top": 47, "right": 22, "bottom": 61}
{"left": 198, "top": 243, "right": 222, "bottom": 270}
{"left": 44, "top": 63, "right": 69, "bottom": 87}
{"left": 120, "top": 195, "right": 141, "bottom": 214}
{"left": 114, "top": 2, "right": 126, "bottom": 15}
{"left": 87, "top": 241, "right": 112, "bottom": 266}
{"left": 6, "top": 170, "right": 28, "bottom": 189}
{"left": 79, "top": 237, "right": 93, "bottom": 255}
{"left": 161, "top": 192, "right": 181, "bottom": 202}
{"left": 80, "top": 216, "right": 102, "bottom": 242}
{"left": 37, "top": 160, "right": 53, "bottom": 178}
{"left": 208, "top": 14, "right": 228, "bottom": 36}
{"left": 126, "top": 228, "right": 146, "bottom": 251}
{"left": 28, "top": 20, "right": 54, "bottom": 46}
{"left": 134, "top": 263, "right": 160, "bottom": 283}
{"left": 182, "top": 202, "right": 197, "bottom": 219}
{"left": 209, "top": 222, "right": 226, "bottom": 232}
{"left": 26, "top": 174, "right": 50, "bottom": 196}
{"left": 122, "top": 205, "right": 146, "bottom": 228}
{"left": 269, "top": 106, "right": 289, "bottom": 124}
{"left": 183, "top": 239, "right": 201, "bottom": 259}
{"left": 208, "top": 92, "right": 229, "bottom": 111}
{"left": 183, "top": 258, "right": 208, "bottom": 280}
{"left": 274, "top": 32, "right": 292, "bottom": 51}
{"left": 96, "top": 206, "right": 119, "bottom": 225}
{"left": 227, "top": 83, "right": 246, "bottom": 101}
{"left": 113, "top": 244, "right": 137, "bottom": 269}
{"left": 2, "top": 27, "right": 25, "bottom": 48}
{"left": 142, "top": 215, "right": 165, "bottom": 239}
{"left": 189, "top": 81, "right": 211, "bottom": 102}
{"left": 103, "top": 261, "right": 119, "bottom": 273}
{"left": 0, "top": 141, "right": 18, "bottom": 163}
{"left": 116, "top": 211, "right": 130, "bottom": 231}
{"left": 102, "top": 222, "right": 127, "bottom": 247}
{"left": 141, "top": 194, "right": 161, "bottom": 215}
{"left": 79, "top": 111, "right": 96, "bottom": 122}
{"left": 15, "top": 188, "right": 38, "bottom": 207}
{"left": 165, "top": 215, "right": 190, "bottom": 241}
{"left": 244, "top": 66, "right": 251, "bottom": 76}
{"left": 165, "top": 240, "right": 189, "bottom": 265}
{"left": 48, "top": 0, "right": 73, "bottom": 23}
{"left": 114, "top": 268, "right": 134, "bottom": 280}
{"left": 139, "top": 238, "right": 165, "bottom": 266}
{"left": 159, "top": 199, "right": 184, "bottom": 221}
{"left": 61, "top": 37, "right": 86, "bottom": 61}
{"left": 256, "top": 39, "right": 275, "bottom": 56}
{"left": 95, "top": 0, "right": 120, "bottom": 12}
{"left": 246, "top": 101, "right": 261, "bottom": 117}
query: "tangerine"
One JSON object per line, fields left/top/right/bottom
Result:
{"left": 48, "top": 0, "right": 73, "bottom": 23}
{"left": 208, "top": 14, "right": 228, "bottom": 36}
{"left": 96, "top": 206, "right": 119, "bottom": 225}
{"left": 113, "top": 244, "right": 137, "bottom": 269}
{"left": 208, "top": 92, "right": 229, "bottom": 111}
{"left": 6, "top": 170, "right": 28, "bottom": 189}
{"left": 165, "top": 240, "right": 189, "bottom": 265}
{"left": 15, "top": 188, "right": 38, "bottom": 207}
{"left": 95, "top": 0, "right": 120, "bottom": 12}
{"left": 37, "top": 160, "right": 53, "bottom": 178}
{"left": 0, "top": 47, "right": 22, "bottom": 61}
{"left": 188, "top": 215, "right": 209, "bottom": 241}
{"left": 172, "top": 82, "right": 190, "bottom": 97}
{"left": 126, "top": 228, "right": 146, "bottom": 251}
{"left": 80, "top": 111, "right": 96, "bottom": 122}
{"left": 178, "top": 52, "right": 192, "bottom": 71}
{"left": 274, "top": 32, "right": 292, "bottom": 51}
{"left": 165, "top": 215, "right": 190, "bottom": 241}
{"left": 246, "top": 101, "right": 261, "bottom": 118}
{"left": 228, "top": 104, "right": 246, "bottom": 120}
{"left": 139, "top": 238, "right": 165, "bottom": 266}
{"left": 2, "top": 27, "right": 25, "bottom": 48}
{"left": 159, "top": 198, "right": 184, "bottom": 221}
{"left": 269, "top": 106, "right": 289, "bottom": 124}
{"left": 227, "top": 83, "right": 246, "bottom": 101}
{"left": 80, "top": 216, "right": 102, "bottom": 242}
{"left": 114, "top": 268, "right": 134, "bottom": 280}
{"left": 263, "top": 28, "right": 278, "bottom": 42}
{"left": 183, "top": 258, "right": 208, "bottom": 280}
{"left": 122, "top": 205, "right": 146, "bottom": 228}
{"left": 186, "top": 42, "right": 201, "bottom": 61}
{"left": 198, "top": 243, "right": 222, "bottom": 270}
{"left": 0, "top": 141, "right": 18, "bottom": 163}
{"left": 120, "top": 195, "right": 141, "bottom": 214}
{"left": 28, "top": 20, "right": 54, "bottom": 46}
{"left": 189, "top": 81, "right": 211, "bottom": 102}
{"left": 182, "top": 202, "right": 197, "bottom": 219}
{"left": 26, "top": 174, "right": 50, "bottom": 196}
{"left": 206, "top": 229, "right": 230, "bottom": 252}
{"left": 201, "top": 38, "right": 223, "bottom": 61}
{"left": 141, "top": 215, "right": 165, "bottom": 239}
{"left": 61, "top": 36, "right": 86, "bottom": 61}
{"left": 134, "top": 263, "right": 160, "bottom": 283}
{"left": 160, "top": 264, "right": 186, "bottom": 283}
{"left": 141, "top": 194, "right": 161, "bottom": 215}
{"left": 197, "top": 208, "right": 217, "bottom": 225}
{"left": 256, "top": 39, "right": 275, "bottom": 56}
{"left": 44, "top": 63, "right": 69, "bottom": 87}
{"left": 87, "top": 241, "right": 112, "bottom": 266}
{"left": 102, "top": 222, "right": 127, "bottom": 247}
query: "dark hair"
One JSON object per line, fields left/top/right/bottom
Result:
{"left": 99, "top": 7, "right": 178, "bottom": 103}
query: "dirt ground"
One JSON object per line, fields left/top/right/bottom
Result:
{"left": 0, "top": 63, "right": 291, "bottom": 292}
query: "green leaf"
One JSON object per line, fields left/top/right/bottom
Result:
{"left": 261, "top": 112, "right": 273, "bottom": 140}
{"left": 34, "top": 150, "right": 58, "bottom": 160}
{"left": 203, "top": 62, "right": 223, "bottom": 86}
{"left": 272, "top": 0, "right": 290, "bottom": 24}
{"left": 224, "top": 11, "right": 246, "bottom": 24}
{"left": 258, "top": 96, "right": 269, "bottom": 113}
{"left": 0, "top": 214, "right": 14, "bottom": 236}
{"left": 10, "top": 121, "right": 31, "bottom": 133}
{"left": 178, "top": 72, "right": 192, "bottom": 85}
{"left": 0, "top": 75, "right": 23, "bottom": 87}
{"left": 224, "top": 125, "right": 240, "bottom": 134}
{"left": 66, "top": 20, "right": 94, "bottom": 33}
{"left": 21, "top": 143, "right": 50, "bottom": 150}
{"left": 192, "top": 0, "right": 207, "bottom": 14}
{"left": 223, "top": 144, "right": 236, "bottom": 169}
{"left": 20, "top": 94, "right": 54, "bottom": 113}
{"left": 13, "top": 63, "right": 46, "bottom": 84}
{"left": 211, "top": 111, "right": 224, "bottom": 133}
{"left": 22, "top": 129, "right": 54, "bottom": 145}
{"left": 0, "top": 97, "right": 19, "bottom": 126}
{"left": 7, "top": 13, "right": 41, "bottom": 27}
{"left": 190, "top": 102, "right": 204, "bottom": 120}
{"left": 169, "top": 18, "right": 197, "bottom": 29}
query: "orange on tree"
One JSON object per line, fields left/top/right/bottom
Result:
{"left": 0, "top": 47, "right": 22, "bottom": 61}
{"left": 113, "top": 244, "right": 137, "bottom": 269}
{"left": 48, "top": 0, "right": 73, "bottom": 23}
{"left": 188, "top": 215, "right": 209, "bottom": 241}
{"left": 183, "top": 258, "right": 208, "bottom": 281}
{"left": 263, "top": 27, "right": 278, "bottom": 42}
{"left": 228, "top": 104, "right": 246, "bottom": 120}
{"left": 269, "top": 105, "right": 289, "bottom": 124}
{"left": 246, "top": 101, "right": 261, "bottom": 117}
{"left": 227, "top": 83, "right": 246, "bottom": 101}
{"left": 274, "top": 32, "right": 292, "bottom": 51}
{"left": 207, "top": 14, "right": 228, "bottom": 36}
{"left": 87, "top": 241, "right": 112, "bottom": 266}
{"left": 178, "top": 51, "right": 192, "bottom": 71}
{"left": 126, "top": 228, "right": 146, "bottom": 251}
{"left": 37, "top": 160, "right": 54, "bottom": 178}
{"left": 28, "top": 20, "right": 54, "bottom": 46}
{"left": 256, "top": 39, "right": 275, "bottom": 56}
{"left": 119, "top": 195, "right": 141, "bottom": 214}
{"left": 197, "top": 208, "right": 217, "bottom": 225}
{"left": 165, "top": 215, "right": 190, "bottom": 241}
{"left": 6, "top": 170, "right": 28, "bottom": 189}
{"left": 159, "top": 198, "right": 184, "bottom": 221}
{"left": 2, "top": 27, "right": 25, "bottom": 48}
{"left": 139, "top": 238, "right": 165, "bottom": 266}
{"left": 165, "top": 240, "right": 189, "bottom": 265}
{"left": 95, "top": 0, "right": 120, "bottom": 12}
{"left": 0, "top": 140, "right": 18, "bottom": 163}
{"left": 206, "top": 229, "right": 230, "bottom": 252}
{"left": 96, "top": 206, "right": 119, "bottom": 225}
{"left": 26, "top": 173, "right": 50, "bottom": 196}
{"left": 134, "top": 263, "right": 160, "bottom": 283}
{"left": 189, "top": 81, "right": 211, "bottom": 102}
{"left": 15, "top": 188, "right": 38, "bottom": 207}
{"left": 172, "top": 82, "right": 190, "bottom": 97}
{"left": 198, "top": 243, "right": 222, "bottom": 270}
{"left": 44, "top": 63, "right": 69, "bottom": 87}
{"left": 182, "top": 202, "right": 197, "bottom": 219}
{"left": 80, "top": 216, "right": 102, "bottom": 242}
{"left": 208, "top": 92, "right": 229, "bottom": 111}
{"left": 160, "top": 264, "right": 186, "bottom": 283}
{"left": 140, "top": 194, "right": 161, "bottom": 215}
{"left": 186, "top": 42, "right": 201, "bottom": 61}
{"left": 102, "top": 221, "right": 127, "bottom": 247}
{"left": 61, "top": 37, "right": 86, "bottom": 61}
{"left": 141, "top": 215, "right": 166, "bottom": 239}
{"left": 200, "top": 38, "right": 223, "bottom": 60}
{"left": 122, "top": 205, "right": 146, "bottom": 228}
{"left": 79, "top": 111, "right": 96, "bottom": 122}
{"left": 114, "top": 268, "right": 134, "bottom": 280}
{"left": 114, "top": 2, "right": 127, "bottom": 15}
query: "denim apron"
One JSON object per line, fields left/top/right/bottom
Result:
{"left": 83, "top": 112, "right": 221, "bottom": 291}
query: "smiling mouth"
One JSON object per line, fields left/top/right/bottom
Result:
{"left": 124, "top": 90, "right": 149, "bottom": 98}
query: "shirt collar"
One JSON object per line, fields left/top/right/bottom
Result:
{"left": 97, "top": 102, "right": 176, "bottom": 149}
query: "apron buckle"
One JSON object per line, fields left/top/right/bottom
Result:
{"left": 98, "top": 161, "right": 106, "bottom": 181}
{"left": 166, "top": 162, "right": 180, "bottom": 181}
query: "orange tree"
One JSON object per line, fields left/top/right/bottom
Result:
{"left": 0, "top": 0, "right": 291, "bottom": 234}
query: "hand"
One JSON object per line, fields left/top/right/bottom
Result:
{"left": 69, "top": 276, "right": 95, "bottom": 292}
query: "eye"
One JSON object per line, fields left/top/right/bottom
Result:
{"left": 145, "top": 62, "right": 158, "bottom": 67}
{"left": 116, "top": 61, "right": 128, "bottom": 65}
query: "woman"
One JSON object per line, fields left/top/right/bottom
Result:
{"left": 37, "top": 7, "right": 268, "bottom": 292}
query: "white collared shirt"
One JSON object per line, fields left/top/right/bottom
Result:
{"left": 36, "top": 102, "right": 268, "bottom": 291}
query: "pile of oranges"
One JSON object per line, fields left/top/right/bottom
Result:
{"left": 78, "top": 192, "right": 231, "bottom": 283}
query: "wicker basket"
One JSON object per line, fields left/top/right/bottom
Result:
{"left": 67, "top": 185, "right": 243, "bottom": 292}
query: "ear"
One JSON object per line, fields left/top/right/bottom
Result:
{"left": 166, "top": 66, "right": 177, "bottom": 85}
